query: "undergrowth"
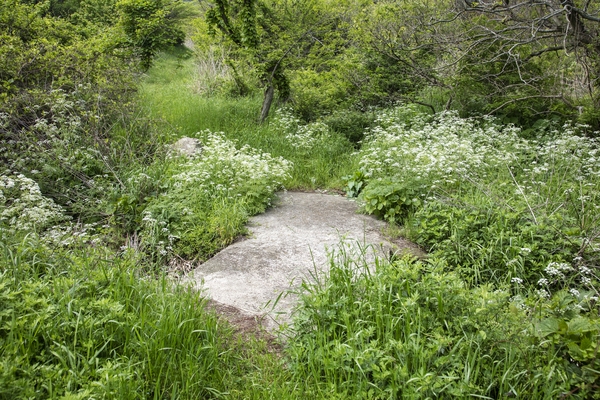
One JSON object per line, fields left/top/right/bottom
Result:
{"left": 339, "top": 105, "right": 600, "bottom": 395}
{"left": 288, "top": 247, "right": 599, "bottom": 398}
{"left": 3, "top": 42, "right": 600, "bottom": 399}
{"left": 348, "top": 106, "right": 599, "bottom": 291}
{"left": 139, "top": 130, "right": 291, "bottom": 263}
{"left": 138, "top": 49, "right": 357, "bottom": 190}
{"left": 0, "top": 231, "right": 295, "bottom": 399}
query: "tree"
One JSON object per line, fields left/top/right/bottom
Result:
{"left": 117, "top": 0, "right": 193, "bottom": 70}
{"left": 204, "top": 0, "right": 350, "bottom": 122}
{"left": 453, "top": 0, "right": 600, "bottom": 119}
{"left": 355, "top": 0, "right": 600, "bottom": 124}
{"left": 350, "top": 1, "right": 449, "bottom": 111}
{"left": 205, "top": 0, "right": 288, "bottom": 122}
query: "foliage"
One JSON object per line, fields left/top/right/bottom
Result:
{"left": 342, "top": 170, "right": 366, "bottom": 198}
{"left": 139, "top": 52, "right": 358, "bottom": 190}
{"left": 348, "top": 1, "right": 449, "bottom": 109}
{"left": 289, "top": 67, "right": 355, "bottom": 121}
{"left": 193, "top": 0, "right": 600, "bottom": 124}
{"left": 271, "top": 108, "right": 335, "bottom": 151}
{"left": 201, "top": 0, "right": 368, "bottom": 121}
{"left": 4, "top": 1, "right": 600, "bottom": 396}
{"left": 0, "top": 173, "right": 69, "bottom": 232}
{"left": 348, "top": 107, "right": 600, "bottom": 391}
{"left": 320, "top": 109, "right": 376, "bottom": 146}
{"left": 117, "top": 0, "right": 192, "bottom": 70}
{"left": 288, "top": 249, "right": 598, "bottom": 398}
{"left": 139, "top": 131, "right": 292, "bottom": 262}
{"left": 360, "top": 177, "right": 423, "bottom": 223}
{"left": 204, "top": 0, "right": 290, "bottom": 120}
{"left": 0, "top": 0, "right": 128, "bottom": 109}
{"left": 0, "top": 231, "right": 295, "bottom": 399}
{"left": 353, "top": 106, "right": 600, "bottom": 291}
{"left": 189, "top": 16, "right": 243, "bottom": 96}
{"left": 0, "top": 0, "right": 192, "bottom": 237}
{"left": 353, "top": 0, "right": 600, "bottom": 126}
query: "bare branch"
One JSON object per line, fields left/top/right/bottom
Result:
{"left": 486, "top": 95, "right": 571, "bottom": 115}
{"left": 571, "top": 6, "right": 600, "bottom": 23}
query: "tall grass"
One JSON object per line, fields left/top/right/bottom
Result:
{"left": 287, "top": 245, "right": 577, "bottom": 399}
{"left": 138, "top": 47, "right": 357, "bottom": 190}
{"left": 0, "top": 232, "right": 296, "bottom": 399}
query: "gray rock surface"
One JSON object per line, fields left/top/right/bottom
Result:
{"left": 183, "top": 191, "right": 421, "bottom": 331}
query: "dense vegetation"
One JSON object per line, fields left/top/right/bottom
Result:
{"left": 1, "top": 0, "right": 599, "bottom": 398}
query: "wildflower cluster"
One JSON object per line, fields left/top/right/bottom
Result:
{"left": 2, "top": 89, "right": 101, "bottom": 174}
{"left": 0, "top": 173, "right": 69, "bottom": 232}
{"left": 514, "top": 125, "right": 600, "bottom": 219}
{"left": 0, "top": 173, "right": 102, "bottom": 247}
{"left": 171, "top": 131, "right": 292, "bottom": 197}
{"left": 351, "top": 105, "right": 599, "bottom": 296}
{"left": 1, "top": 88, "right": 120, "bottom": 228}
{"left": 358, "top": 107, "right": 525, "bottom": 187}
{"left": 140, "top": 131, "right": 292, "bottom": 261}
{"left": 272, "top": 108, "right": 332, "bottom": 150}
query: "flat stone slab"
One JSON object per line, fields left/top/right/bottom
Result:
{"left": 183, "top": 191, "right": 421, "bottom": 331}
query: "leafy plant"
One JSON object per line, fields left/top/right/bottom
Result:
{"left": 117, "top": 0, "right": 191, "bottom": 70}
{"left": 321, "top": 109, "right": 375, "bottom": 146}
{"left": 139, "top": 131, "right": 291, "bottom": 262}
{"left": 360, "top": 177, "right": 423, "bottom": 223}
{"left": 342, "top": 170, "right": 366, "bottom": 198}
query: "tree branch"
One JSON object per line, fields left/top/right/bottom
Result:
{"left": 571, "top": 6, "right": 600, "bottom": 23}
{"left": 486, "top": 95, "right": 570, "bottom": 115}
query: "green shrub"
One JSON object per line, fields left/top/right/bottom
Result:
{"left": 360, "top": 177, "right": 423, "bottom": 223}
{"left": 289, "top": 68, "right": 354, "bottom": 121}
{"left": 117, "top": 0, "right": 192, "bottom": 70}
{"left": 321, "top": 109, "right": 376, "bottom": 146}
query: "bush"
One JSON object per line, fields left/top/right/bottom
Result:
{"left": 352, "top": 106, "right": 600, "bottom": 291}
{"left": 321, "top": 109, "right": 376, "bottom": 146}
{"left": 289, "top": 68, "right": 354, "bottom": 121}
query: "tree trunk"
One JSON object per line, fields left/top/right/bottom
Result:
{"left": 259, "top": 84, "right": 275, "bottom": 123}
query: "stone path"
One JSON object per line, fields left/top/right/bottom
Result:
{"left": 183, "top": 191, "right": 421, "bottom": 331}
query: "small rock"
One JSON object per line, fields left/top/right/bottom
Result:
{"left": 172, "top": 137, "right": 203, "bottom": 157}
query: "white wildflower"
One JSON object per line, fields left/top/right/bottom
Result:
{"left": 536, "top": 289, "right": 550, "bottom": 299}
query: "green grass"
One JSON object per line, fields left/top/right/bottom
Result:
{"left": 139, "top": 46, "right": 357, "bottom": 190}
{"left": 0, "top": 232, "right": 299, "bottom": 399}
{"left": 287, "top": 246, "right": 580, "bottom": 399}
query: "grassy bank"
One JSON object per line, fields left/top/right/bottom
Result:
{"left": 138, "top": 47, "right": 357, "bottom": 190}
{"left": 0, "top": 232, "right": 297, "bottom": 399}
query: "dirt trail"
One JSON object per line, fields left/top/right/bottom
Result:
{"left": 182, "top": 191, "right": 422, "bottom": 333}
